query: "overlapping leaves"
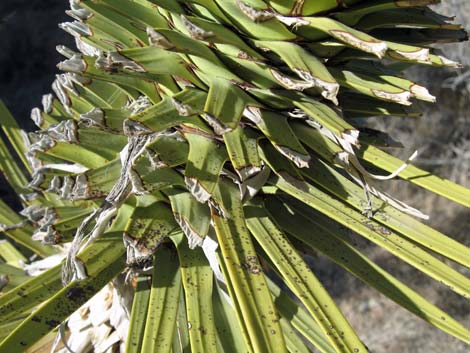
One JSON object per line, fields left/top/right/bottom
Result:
{"left": 0, "top": 1, "right": 469, "bottom": 352}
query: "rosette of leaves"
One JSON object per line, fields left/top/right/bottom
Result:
{"left": 0, "top": 1, "right": 469, "bottom": 352}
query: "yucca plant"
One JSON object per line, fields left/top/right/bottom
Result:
{"left": 0, "top": 0, "right": 469, "bottom": 352}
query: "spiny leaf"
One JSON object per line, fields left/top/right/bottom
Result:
{"left": 246, "top": 203, "right": 368, "bottom": 353}
{"left": 212, "top": 179, "right": 287, "bottom": 353}
{"left": 267, "top": 196, "right": 470, "bottom": 343}
{"left": 0, "top": 233, "right": 126, "bottom": 352}
{"left": 175, "top": 233, "right": 218, "bottom": 353}
{"left": 141, "top": 245, "right": 182, "bottom": 353}
{"left": 126, "top": 276, "right": 151, "bottom": 353}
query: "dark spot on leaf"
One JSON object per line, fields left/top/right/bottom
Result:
{"left": 46, "top": 319, "right": 60, "bottom": 328}
{"left": 65, "top": 286, "right": 85, "bottom": 300}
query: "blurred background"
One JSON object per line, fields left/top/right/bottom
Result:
{"left": 0, "top": 1, "right": 469, "bottom": 352}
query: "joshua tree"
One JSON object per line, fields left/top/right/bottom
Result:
{"left": 0, "top": 1, "right": 469, "bottom": 352}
